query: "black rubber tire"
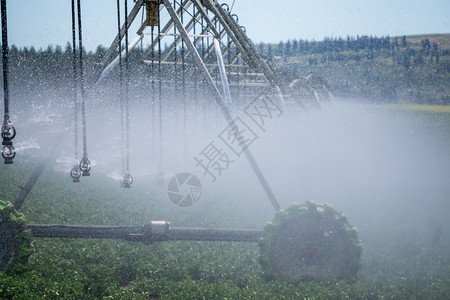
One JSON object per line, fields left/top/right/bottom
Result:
{"left": 259, "top": 202, "right": 362, "bottom": 283}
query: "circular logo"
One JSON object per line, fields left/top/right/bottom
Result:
{"left": 167, "top": 173, "right": 202, "bottom": 207}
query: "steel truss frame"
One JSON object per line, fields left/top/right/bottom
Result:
{"left": 95, "top": 0, "right": 313, "bottom": 104}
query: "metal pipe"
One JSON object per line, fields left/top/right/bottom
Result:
{"left": 168, "top": 227, "right": 262, "bottom": 242}
{"left": 213, "top": 2, "right": 315, "bottom": 109}
{"left": 124, "top": 0, "right": 132, "bottom": 187}
{"left": 76, "top": 0, "right": 92, "bottom": 177}
{"left": 162, "top": 0, "right": 281, "bottom": 212}
{"left": 207, "top": 0, "right": 273, "bottom": 83}
{"left": 144, "top": 32, "right": 213, "bottom": 38}
{"left": 191, "top": 0, "right": 251, "bottom": 64}
{"left": 1, "top": 0, "right": 16, "bottom": 165}
{"left": 181, "top": 0, "right": 187, "bottom": 157}
{"left": 214, "top": 38, "right": 232, "bottom": 105}
{"left": 28, "top": 223, "right": 263, "bottom": 243}
{"left": 141, "top": 1, "right": 193, "bottom": 59}
{"left": 14, "top": 158, "right": 49, "bottom": 209}
{"left": 1, "top": 0, "right": 9, "bottom": 121}
{"left": 142, "top": 60, "right": 250, "bottom": 69}
{"left": 29, "top": 224, "right": 145, "bottom": 241}
{"left": 71, "top": 0, "right": 79, "bottom": 175}
{"left": 159, "top": 7, "right": 200, "bottom": 62}
{"left": 117, "top": 0, "right": 125, "bottom": 176}
{"left": 202, "top": 27, "right": 226, "bottom": 60}
{"left": 161, "top": 0, "right": 223, "bottom": 103}
{"left": 99, "top": 0, "right": 144, "bottom": 69}
{"left": 96, "top": 35, "right": 143, "bottom": 85}
{"left": 157, "top": 0, "right": 163, "bottom": 172}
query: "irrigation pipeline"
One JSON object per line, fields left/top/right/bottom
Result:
{"left": 14, "top": 159, "right": 48, "bottom": 210}
{"left": 7, "top": 0, "right": 280, "bottom": 212}
{"left": 15, "top": 134, "right": 65, "bottom": 210}
{"left": 160, "top": 0, "right": 281, "bottom": 211}
{"left": 28, "top": 222, "right": 263, "bottom": 243}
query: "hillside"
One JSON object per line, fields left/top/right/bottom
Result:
{"left": 259, "top": 34, "right": 450, "bottom": 104}
{"left": 2, "top": 33, "right": 449, "bottom": 106}
{"left": 406, "top": 33, "right": 450, "bottom": 48}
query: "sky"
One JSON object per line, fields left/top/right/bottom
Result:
{"left": 6, "top": 0, "right": 450, "bottom": 51}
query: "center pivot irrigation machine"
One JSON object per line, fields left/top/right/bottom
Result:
{"left": 1, "top": 0, "right": 361, "bottom": 283}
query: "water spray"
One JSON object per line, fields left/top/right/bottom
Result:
{"left": 1, "top": 0, "right": 345, "bottom": 284}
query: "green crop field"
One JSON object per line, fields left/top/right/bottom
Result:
{"left": 1, "top": 107, "right": 450, "bottom": 299}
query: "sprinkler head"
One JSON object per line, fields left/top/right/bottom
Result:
{"left": 2, "top": 144, "right": 15, "bottom": 164}
{"left": 70, "top": 164, "right": 81, "bottom": 182}
{"left": 79, "top": 156, "right": 91, "bottom": 176}
{"left": 1, "top": 123, "right": 16, "bottom": 143}
{"left": 121, "top": 172, "right": 133, "bottom": 188}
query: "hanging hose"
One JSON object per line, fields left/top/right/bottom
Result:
{"left": 151, "top": 26, "right": 155, "bottom": 158}
{"left": 192, "top": 5, "right": 198, "bottom": 119}
{"left": 181, "top": 0, "right": 187, "bottom": 155}
{"left": 157, "top": 0, "right": 164, "bottom": 183}
{"left": 76, "top": 0, "right": 91, "bottom": 176}
{"left": 70, "top": 0, "right": 81, "bottom": 182}
{"left": 1, "top": 0, "right": 16, "bottom": 164}
{"left": 121, "top": 0, "right": 133, "bottom": 188}
{"left": 117, "top": 0, "right": 125, "bottom": 179}
{"left": 201, "top": 13, "right": 207, "bottom": 131}
{"left": 173, "top": 0, "right": 178, "bottom": 130}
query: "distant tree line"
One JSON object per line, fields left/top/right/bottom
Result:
{"left": 257, "top": 35, "right": 449, "bottom": 104}
{"left": 260, "top": 35, "right": 393, "bottom": 57}
{"left": 0, "top": 34, "right": 448, "bottom": 106}
{"left": 0, "top": 43, "right": 207, "bottom": 106}
{"left": 258, "top": 35, "right": 448, "bottom": 70}
{"left": 2, "top": 44, "right": 106, "bottom": 104}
